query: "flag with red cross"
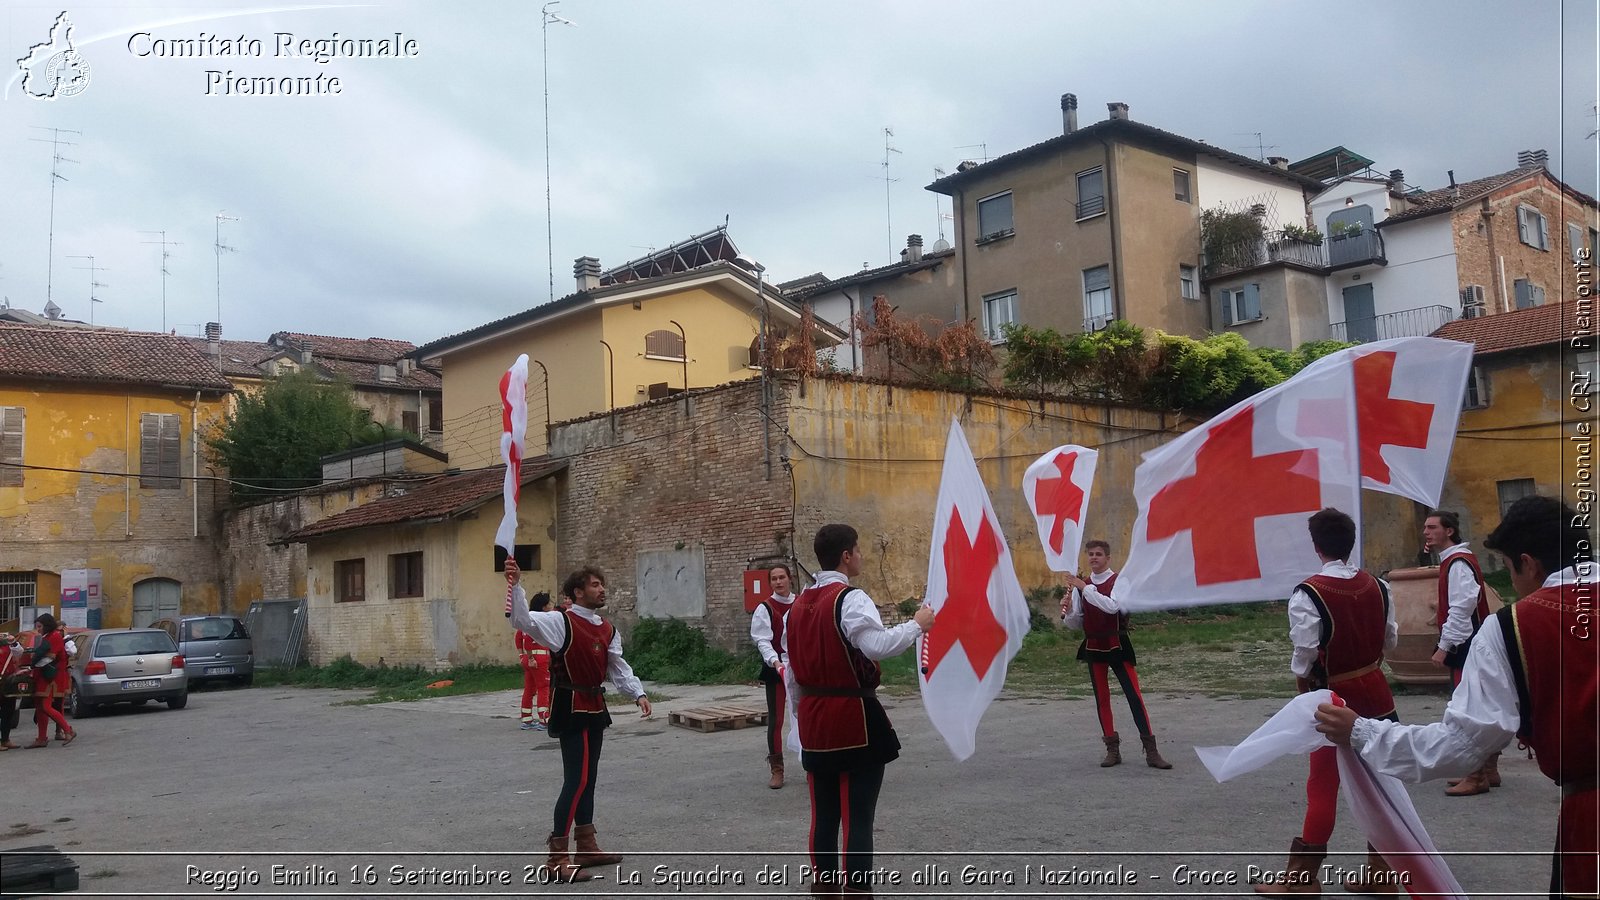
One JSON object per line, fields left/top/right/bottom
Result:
{"left": 919, "top": 418, "right": 1032, "bottom": 760}
{"left": 498, "top": 354, "right": 529, "bottom": 616}
{"left": 1022, "top": 444, "right": 1099, "bottom": 573}
{"left": 1116, "top": 351, "right": 1363, "bottom": 610}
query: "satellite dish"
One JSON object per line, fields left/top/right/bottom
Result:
{"left": 931, "top": 237, "right": 951, "bottom": 253}
{"left": 44, "top": 300, "right": 62, "bottom": 319}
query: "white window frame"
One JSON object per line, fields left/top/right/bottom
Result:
{"left": 976, "top": 191, "right": 1014, "bottom": 242}
{"left": 1221, "top": 284, "right": 1263, "bottom": 325}
{"left": 1517, "top": 205, "right": 1549, "bottom": 250}
{"left": 1570, "top": 222, "right": 1587, "bottom": 264}
{"left": 1173, "top": 168, "right": 1192, "bottom": 203}
{"left": 1179, "top": 265, "right": 1198, "bottom": 300}
{"left": 981, "top": 290, "right": 1018, "bottom": 343}
{"left": 1075, "top": 167, "right": 1106, "bottom": 221}
{"left": 0, "top": 572, "right": 35, "bottom": 625}
{"left": 1082, "top": 266, "right": 1114, "bottom": 329}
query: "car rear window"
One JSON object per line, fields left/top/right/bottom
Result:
{"left": 182, "top": 618, "right": 249, "bottom": 641}
{"left": 96, "top": 633, "right": 177, "bottom": 657}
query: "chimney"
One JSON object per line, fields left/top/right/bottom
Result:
{"left": 1107, "top": 101, "right": 1129, "bottom": 121}
{"left": 573, "top": 256, "right": 602, "bottom": 292}
{"left": 204, "top": 321, "right": 221, "bottom": 341}
{"left": 1061, "top": 93, "right": 1078, "bottom": 134}
{"left": 1387, "top": 169, "right": 1405, "bottom": 191}
{"left": 906, "top": 234, "right": 924, "bottom": 263}
{"left": 397, "top": 357, "right": 415, "bottom": 377}
{"left": 1517, "top": 149, "right": 1549, "bottom": 169}
{"left": 204, "top": 321, "right": 222, "bottom": 367}
{"left": 298, "top": 341, "right": 313, "bottom": 365}
{"left": 1267, "top": 156, "right": 1289, "bottom": 170}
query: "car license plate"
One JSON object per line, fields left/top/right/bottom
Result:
{"left": 122, "top": 679, "right": 160, "bottom": 690}
{"left": 205, "top": 666, "right": 234, "bottom": 675}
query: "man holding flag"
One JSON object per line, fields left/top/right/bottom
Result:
{"left": 1061, "top": 540, "right": 1171, "bottom": 770}
{"left": 785, "top": 524, "right": 933, "bottom": 898}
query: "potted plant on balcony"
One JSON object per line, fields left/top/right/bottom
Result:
{"left": 1329, "top": 221, "right": 1365, "bottom": 241}
{"left": 1279, "top": 223, "right": 1324, "bottom": 246}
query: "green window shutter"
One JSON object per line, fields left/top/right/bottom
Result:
{"left": 1243, "top": 284, "right": 1262, "bottom": 321}
{"left": 1513, "top": 279, "right": 1532, "bottom": 309}
{"left": 1222, "top": 290, "right": 1236, "bottom": 326}
{"left": 1537, "top": 214, "right": 1549, "bottom": 250}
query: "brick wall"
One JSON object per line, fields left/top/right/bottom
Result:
{"left": 1453, "top": 173, "right": 1598, "bottom": 314}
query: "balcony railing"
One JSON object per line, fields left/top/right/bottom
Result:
{"left": 1331, "top": 304, "right": 1454, "bottom": 343}
{"left": 1205, "top": 230, "right": 1327, "bottom": 278}
{"left": 1326, "top": 229, "right": 1386, "bottom": 270}
{"left": 1083, "top": 312, "right": 1115, "bottom": 333}
{"left": 1076, "top": 195, "right": 1106, "bottom": 219}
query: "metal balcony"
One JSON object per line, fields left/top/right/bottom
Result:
{"left": 1205, "top": 231, "right": 1327, "bottom": 278}
{"left": 1331, "top": 304, "right": 1454, "bottom": 343}
{"left": 1326, "top": 229, "right": 1386, "bottom": 270}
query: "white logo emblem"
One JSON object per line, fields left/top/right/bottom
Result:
{"left": 17, "top": 12, "right": 91, "bottom": 100}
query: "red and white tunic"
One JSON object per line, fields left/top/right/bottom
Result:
{"left": 1289, "top": 562, "right": 1398, "bottom": 720}
{"left": 1435, "top": 544, "right": 1490, "bottom": 669}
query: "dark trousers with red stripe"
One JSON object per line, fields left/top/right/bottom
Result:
{"left": 764, "top": 678, "right": 786, "bottom": 757}
{"left": 552, "top": 726, "right": 604, "bottom": 837}
{"left": 807, "top": 765, "right": 884, "bottom": 891}
{"left": 1087, "top": 661, "right": 1152, "bottom": 738}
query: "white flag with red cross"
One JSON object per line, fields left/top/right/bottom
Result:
{"left": 918, "top": 418, "right": 1032, "bottom": 761}
{"left": 1115, "top": 352, "right": 1362, "bottom": 611}
{"left": 1022, "top": 445, "right": 1099, "bottom": 573}
{"left": 498, "top": 354, "right": 529, "bottom": 616}
{"left": 1297, "top": 337, "right": 1473, "bottom": 507}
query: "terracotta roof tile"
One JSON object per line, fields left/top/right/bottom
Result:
{"left": 1430, "top": 303, "right": 1566, "bottom": 354}
{"left": 1382, "top": 165, "right": 1595, "bottom": 227}
{"left": 288, "top": 459, "right": 565, "bottom": 540}
{"left": 0, "top": 324, "right": 233, "bottom": 391}
{"left": 270, "top": 331, "right": 418, "bottom": 363}
{"left": 184, "top": 338, "right": 276, "bottom": 378}
{"left": 313, "top": 356, "right": 442, "bottom": 391}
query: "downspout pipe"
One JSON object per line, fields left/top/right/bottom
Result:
{"left": 1098, "top": 136, "right": 1125, "bottom": 323}
{"left": 192, "top": 391, "right": 200, "bottom": 538}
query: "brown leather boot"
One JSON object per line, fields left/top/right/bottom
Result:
{"left": 1100, "top": 732, "right": 1121, "bottom": 767}
{"left": 1141, "top": 733, "right": 1173, "bottom": 769}
{"left": 572, "top": 823, "right": 623, "bottom": 868}
{"left": 767, "top": 752, "right": 785, "bottom": 789}
{"left": 1252, "top": 837, "right": 1327, "bottom": 895}
{"left": 1444, "top": 768, "right": 1490, "bottom": 796}
{"left": 1484, "top": 751, "right": 1501, "bottom": 787}
{"left": 1341, "top": 843, "right": 1401, "bottom": 895}
{"left": 544, "top": 833, "right": 592, "bottom": 882}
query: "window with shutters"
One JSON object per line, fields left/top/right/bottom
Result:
{"left": 1570, "top": 223, "right": 1588, "bottom": 263}
{"left": 1221, "top": 284, "right": 1262, "bottom": 325}
{"left": 1463, "top": 366, "right": 1490, "bottom": 409}
{"left": 427, "top": 396, "right": 443, "bottom": 433}
{"left": 1082, "top": 265, "right": 1114, "bottom": 330}
{"left": 1496, "top": 478, "right": 1536, "bottom": 517}
{"left": 644, "top": 329, "right": 685, "bottom": 361}
{"left": 1513, "top": 278, "right": 1546, "bottom": 309}
{"left": 1075, "top": 168, "right": 1106, "bottom": 220}
{"left": 334, "top": 558, "right": 366, "bottom": 602}
{"left": 401, "top": 410, "right": 420, "bottom": 435}
{"left": 139, "top": 413, "right": 182, "bottom": 489}
{"left": 1179, "top": 265, "right": 1198, "bottom": 300}
{"left": 1516, "top": 205, "right": 1549, "bottom": 250}
{"left": 0, "top": 407, "right": 23, "bottom": 487}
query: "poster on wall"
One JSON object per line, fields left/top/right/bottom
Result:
{"left": 61, "top": 569, "right": 103, "bottom": 629}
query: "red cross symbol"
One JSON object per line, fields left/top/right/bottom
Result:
{"left": 1296, "top": 351, "right": 1434, "bottom": 487}
{"left": 924, "top": 507, "right": 1010, "bottom": 680}
{"left": 1033, "top": 451, "right": 1086, "bottom": 555}
{"left": 1146, "top": 405, "right": 1323, "bottom": 585}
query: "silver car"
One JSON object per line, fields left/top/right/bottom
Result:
{"left": 152, "top": 616, "right": 254, "bottom": 686}
{"left": 68, "top": 628, "right": 188, "bottom": 717}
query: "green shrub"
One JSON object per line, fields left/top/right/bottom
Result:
{"left": 627, "top": 618, "right": 759, "bottom": 684}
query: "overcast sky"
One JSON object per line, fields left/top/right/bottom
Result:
{"left": 3, "top": 0, "right": 1596, "bottom": 346}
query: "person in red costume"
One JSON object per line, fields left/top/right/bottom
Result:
{"left": 1423, "top": 508, "right": 1501, "bottom": 796}
{"left": 24, "top": 614, "right": 76, "bottom": 749}
{"left": 1060, "top": 539, "right": 1172, "bottom": 770}
{"left": 517, "top": 591, "right": 553, "bottom": 731}
{"left": 1254, "top": 508, "right": 1400, "bottom": 896}
{"left": 1318, "top": 495, "right": 1597, "bottom": 900}
{"left": 507, "top": 559, "right": 651, "bottom": 884}
{"left": 751, "top": 563, "right": 796, "bottom": 789}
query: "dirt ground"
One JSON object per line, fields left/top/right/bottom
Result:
{"left": 1, "top": 681, "right": 1554, "bottom": 897}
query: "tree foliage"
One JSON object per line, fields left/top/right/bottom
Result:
{"left": 854, "top": 295, "right": 996, "bottom": 389}
{"left": 208, "top": 370, "right": 396, "bottom": 502}
{"left": 1001, "top": 321, "right": 1351, "bottom": 410}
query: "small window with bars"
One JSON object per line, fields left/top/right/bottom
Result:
{"left": 1496, "top": 478, "right": 1537, "bottom": 517}
{"left": 139, "top": 413, "right": 182, "bottom": 489}
{"left": 0, "top": 572, "right": 35, "bottom": 625}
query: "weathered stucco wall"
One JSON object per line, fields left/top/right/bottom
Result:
{"left": 220, "top": 481, "right": 391, "bottom": 615}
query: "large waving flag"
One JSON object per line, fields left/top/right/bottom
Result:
{"left": 1022, "top": 445, "right": 1099, "bottom": 573}
{"left": 918, "top": 419, "right": 1031, "bottom": 760}
{"left": 498, "top": 354, "right": 529, "bottom": 616}
{"left": 1300, "top": 337, "right": 1472, "bottom": 507}
{"left": 1116, "top": 350, "right": 1362, "bottom": 611}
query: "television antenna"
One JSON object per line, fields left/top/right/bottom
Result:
{"left": 29, "top": 126, "right": 81, "bottom": 311}
{"left": 542, "top": 1, "right": 577, "bottom": 302}
{"left": 140, "top": 230, "right": 180, "bottom": 332}
{"left": 876, "top": 127, "right": 902, "bottom": 262}
{"left": 955, "top": 142, "right": 990, "bottom": 162}
{"left": 932, "top": 166, "right": 953, "bottom": 242}
{"left": 67, "top": 254, "right": 107, "bottom": 325}
{"left": 214, "top": 211, "right": 239, "bottom": 329}
{"left": 1234, "top": 132, "right": 1280, "bottom": 161}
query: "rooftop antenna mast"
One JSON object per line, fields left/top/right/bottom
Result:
{"left": 542, "top": 1, "right": 577, "bottom": 303}
{"left": 955, "top": 142, "right": 990, "bottom": 162}
{"left": 140, "top": 230, "right": 179, "bottom": 332}
{"left": 29, "top": 126, "right": 81, "bottom": 311}
{"left": 1234, "top": 132, "right": 1279, "bottom": 161}
{"left": 879, "top": 127, "right": 902, "bottom": 262}
{"left": 932, "top": 166, "right": 951, "bottom": 241}
{"left": 214, "top": 211, "right": 239, "bottom": 328}
{"left": 66, "top": 254, "right": 106, "bottom": 325}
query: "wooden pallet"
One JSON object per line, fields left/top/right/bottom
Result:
{"left": 0, "top": 845, "right": 79, "bottom": 898}
{"left": 667, "top": 704, "right": 767, "bottom": 733}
